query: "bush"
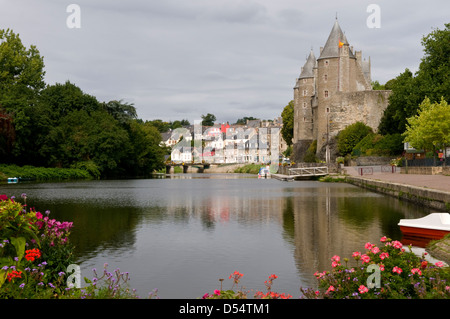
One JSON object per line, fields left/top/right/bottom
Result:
{"left": 300, "top": 236, "right": 450, "bottom": 299}
{"left": 0, "top": 164, "right": 92, "bottom": 181}
{"left": 304, "top": 140, "right": 318, "bottom": 163}
{"left": 353, "top": 133, "right": 404, "bottom": 157}
{"left": 0, "top": 194, "right": 75, "bottom": 298}
{"left": 337, "top": 122, "right": 373, "bottom": 156}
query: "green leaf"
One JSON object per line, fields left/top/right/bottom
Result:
{"left": 10, "top": 236, "right": 26, "bottom": 261}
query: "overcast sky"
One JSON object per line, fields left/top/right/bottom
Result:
{"left": 1, "top": 0, "right": 448, "bottom": 124}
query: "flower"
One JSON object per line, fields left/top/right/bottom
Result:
{"left": 0, "top": 194, "right": 8, "bottom": 201}
{"left": 392, "top": 266, "right": 403, "bottom": 274}
{"left": 435, "top": 261, "right": 444, "bottom": 268}
{"left": 25, "top": 248, "right": 41, "bottom": 262}
{"left": 371, "top": 247, "right": 380, "bottom": 254}
{"left": 213, "top": 289, "right": 221, "bottom": 296}
{"left": 7, "top": 270, "right": 22, "bottom": 282}
{"left": 352, "top": 251, "right": 361, "bottom": 260}
{"left": 361, "top": 254, "right": 370, "bottom": 264}
{"left": 365, "top": 242, "right": 374, "bottom": 250}
{"left": 392, "top": 240, "right": 403, "bottom": 249}
{"left": 379, "top": 252, "right": 389, "bottom": 260}
{"left": 380, "top": 236, "right": 387, "bottom": 242}
{"left": 331, "top": 255, "right": 340, "bottom": 262}
{"left": 411, "top": 268, "right": 422, "bottom": 275}
{"left": 358, "top": 285, "right": 369, "bottom": 294}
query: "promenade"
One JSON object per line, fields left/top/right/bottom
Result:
{"left": 344, "top": 166, "right": 450, "bottom": 194}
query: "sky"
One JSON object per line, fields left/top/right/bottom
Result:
{"left": 1, "top": 0, "right": 448, "bottom": 124}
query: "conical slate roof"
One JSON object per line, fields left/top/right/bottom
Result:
{"left": 299, "top": 50, "right": 316, "bottom": 79}
{"left": 318, "top": 19, "right": 355, "bottom": 60}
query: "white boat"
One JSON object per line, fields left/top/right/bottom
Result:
{"left": 258, "top": 166, "right": 271, "bottom": 179}
{"left": 7, "top": 177, "right": 19, "bottom": 184}
{"left": 398, "top": 213, "right": 450, "bottom": 240}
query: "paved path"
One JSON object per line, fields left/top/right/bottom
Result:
{"left": 344, "top": 168, "right": 450, "bottom": 194}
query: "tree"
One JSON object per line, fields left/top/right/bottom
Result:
{"left": 378, "top": 23, "right": 449, "bottom": 135}
{"left": 0, "top": 29, "right": 46, "bottom": 160}
{"left": 337, "top": 122, "right": 373, "bottom": 156}
{"left": 235, "top": 117, "right": 259, "bottom": 125}
{"left": 403, "top": 97, "right": 450, "bottom": 158}
{"left": 102, "top": 99, "right": 137, "bottom": 124}
{"left": 201, "top": 113, "right": 216, "bottom": 126}
{"left": 281, "top": 101, "right": 294, "bottom": 146}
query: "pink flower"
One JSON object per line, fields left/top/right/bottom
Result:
{"left": 435, "top": 261, "right": 444, "bottom": 268}
{"left": 379, "top": 263, "right": 385, "bottom": 271}
{"left": 358, "top": 285, "right": 369, "bottom": 294}
{"left": 331, "top": 261, "right": 340, "bottom": 268}
{"left": 392, "top": 240, "right": 403, "bottom": 249}
{"left": 392, "top": 266, "right": 403, "bottom": 274}
{"left": 331, "top": 255, "right": 340, "bottom": 262}
{"left": 380, "top": 252, "right": 389, "bottom": 260}
{"left": 380, "top": 236, "right": 387, "bottom": 242}
{"left": 371, "top": 247, "right": 380, "bottom": 254}
{"left": 361, "top": 254, "right": 370, "bottom": 264}
{"left": 411, "top": 268, "right": 422, "bottom": 275}
{"left": 36, "top": 212, "right": 43, "bottom": 219}
{"left": 213, "top": 289, "right": 221, "bottom": 296}
{"left": 352, "top": 252, "right": 361, "bottom": 259}
{"left": 326, "top": 285, "right": 335, "bottom": 293}
{"left": 365, "top": 242, "right": 374, "bottom": 250}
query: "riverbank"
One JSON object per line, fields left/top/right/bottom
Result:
{"left": 0, "top": 164, "right": 93, "bottom": 181}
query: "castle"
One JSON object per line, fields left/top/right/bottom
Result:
{"left": 292, "top": 19, "right": 391, "bottom": 162}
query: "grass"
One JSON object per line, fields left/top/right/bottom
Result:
{"left": 0, "top": 164, "right": 92, "bottom": 181}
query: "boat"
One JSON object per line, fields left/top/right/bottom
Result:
{"left": 398, "top": 213, "right": 450, "bottom": 241}
{"left": 258, "top": 166, "right": 271, "bottom": 179}
{"left": 7, "top": 177, "right": 19, "bottom": 184}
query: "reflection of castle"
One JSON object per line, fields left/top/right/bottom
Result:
{"left": 292, "top": 19, "right": 391, "bottom": 162}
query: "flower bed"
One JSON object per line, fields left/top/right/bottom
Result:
{"left": 300, "top": 236, "right": 450, "bottom": 299}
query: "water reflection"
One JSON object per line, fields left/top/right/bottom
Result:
{"left": 0, "top": 175, "right": 433, "bottom": 298}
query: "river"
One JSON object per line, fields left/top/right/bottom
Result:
{"left": 0, "top": 173, "right": 433, "bottom": 298}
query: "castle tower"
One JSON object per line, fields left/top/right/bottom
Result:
{"left": 291, "top": 19, "right": 390, "bottom": 163}
{"left": 293, "top": 50, "right": 316, "bottom": 147}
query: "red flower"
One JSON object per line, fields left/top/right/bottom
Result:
{"left": 25, "top": 248, "right": 41, "bottom": 262}
{"left": 0, "top": 194, "right": 8, "bottom": 201}
{"left": 7, "top": 270, "right": 22, "bottom": 282}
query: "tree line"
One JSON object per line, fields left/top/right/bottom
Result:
{"left": 0, "top": 29, "right": 167, "bottom": 178}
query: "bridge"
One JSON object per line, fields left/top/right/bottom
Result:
{"left": 271, "top": 164, "right": 329, "bottom": 181}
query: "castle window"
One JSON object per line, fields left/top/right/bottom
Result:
{"left": 303, "top": 102, "right": 307, "bottom": 108}
{"left": 303, "top": 79, "right": 307, "bottom": 83}
{"left": 303, "top": 117, "right": 306, "bottom": 122}
{"left": 324, "top": 74, "right": 328, "bottom": 82}
{"left": 324, "top": 90, "right": 329, "bottom": 98}
{"left": 326, "top": 107, "right": 330, "bottom": 113}
{"left": 325, "top": 60, "right": 329, "bottom": 66}
{"left": 303, "top": 90, "right": 307, "bottom": 97}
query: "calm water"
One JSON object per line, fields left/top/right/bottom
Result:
{"left": 0, "top": 174, "right": 433, "bottom": 298}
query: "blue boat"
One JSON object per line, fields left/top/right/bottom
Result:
{"left": 7, "top": 177, "right": 19, "bottom": 183}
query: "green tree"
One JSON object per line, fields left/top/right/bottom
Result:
{"left": 121, "top": 120, "right": 166, "bottom": 176}
{"left": 403, "top": 97, "right": 450, "bottom": 158}
{"left": 235, "top": 117, "right": 259, "bottom": 125}
{"left": 379, "top": 23, "right": 449, "bottom": 135}
{"left": 281, "top": 101, "right": 294, "bottom": 146}
{"left": 0, "top": 29, "right": 46, "bottom": 160}
{"left": 201, "top": 113, "right": 216, "bottom": 126}
{"left": 102, "top": 100, "right": 137, "bottom": 124}
{"left": 337, "top": 122, "right": 373, "bottom": 156}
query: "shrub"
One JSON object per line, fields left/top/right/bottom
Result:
{"left": 300, "top": 236, "right": 450, "bottom": 299}
{"left": 337, "top": 122, "right": 373, "bottom": 156}
{"left": 0, "top": 194, "right": 75, "bottom": 298}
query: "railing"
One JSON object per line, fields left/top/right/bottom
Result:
{"left": 289, "top": 166, "right": 329, "bottom": 176}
